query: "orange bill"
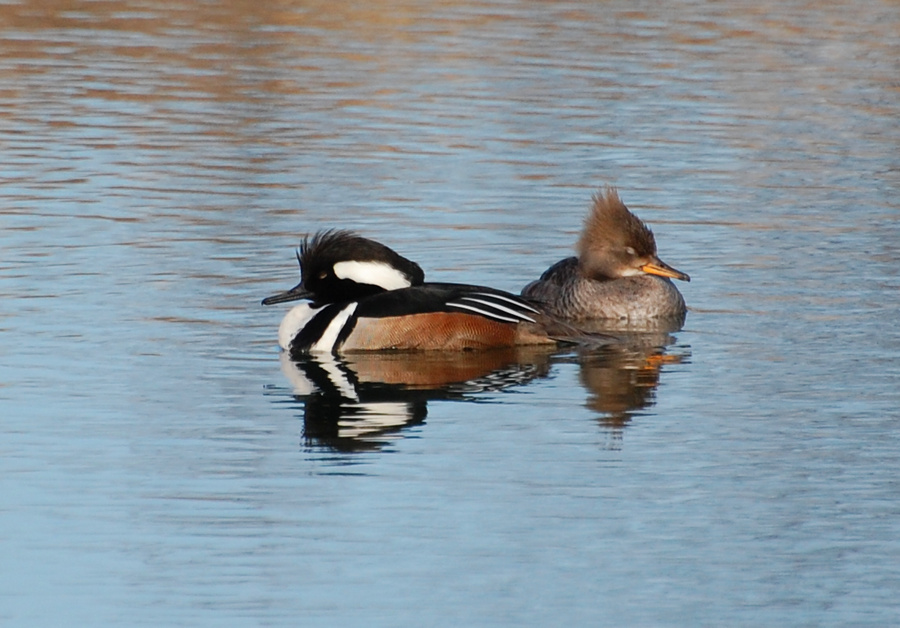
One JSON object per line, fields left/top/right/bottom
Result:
{"left": 640, "top": 257, "right": 690, "bottom": 282}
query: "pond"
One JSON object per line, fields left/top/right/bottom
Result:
{"left": 2, "top": 0, "right": 899, "bottom": 625}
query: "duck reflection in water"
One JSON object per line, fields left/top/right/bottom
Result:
{"left": 277, "top": 346, "right": 556, "bottom": 452}
{"left": 576, "top": 329, "right": 690, "bottom": 448}
{"left": 272, "top": 330, "right": 688, "bottom": 452}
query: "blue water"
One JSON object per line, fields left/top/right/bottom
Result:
{"left": 2, "top": 1, "right": 900, "bottom": 625}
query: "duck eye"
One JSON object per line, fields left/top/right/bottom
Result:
{"left": 625, "top": 247, "right": 637, "bottom": 256}
{"left": 318, "top": 271, "right": 328, "bottom": 280}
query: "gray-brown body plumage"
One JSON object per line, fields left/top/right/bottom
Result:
{"left": 523, "top": 257, "right": 686, "bottom": 322}
{"left": 522, "top": 188, "right": 689, "bottom": 324}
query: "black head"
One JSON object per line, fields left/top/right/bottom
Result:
{"left": 262, "top": 230, "right": 425, "bottom": 306}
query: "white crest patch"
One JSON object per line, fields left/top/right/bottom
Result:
{"left": 333, "top": 260, "right": 412, "bottom": 291}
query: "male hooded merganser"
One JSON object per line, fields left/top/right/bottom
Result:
{"left": 521, "top": 188, "right": 690, "bottom": 322}
{"left": 262, "top": 230, "right": 573, "bottom": 357}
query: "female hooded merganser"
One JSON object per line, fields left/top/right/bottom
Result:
{"left": 522, "top": 188, "right": 690, "bottom": 322}
{"left": 262, "top": 230, "right": 571, "bottom": 357}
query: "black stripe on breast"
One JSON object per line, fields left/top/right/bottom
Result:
{"left": 291, "top": 302, "right": 359, "bottom": 356}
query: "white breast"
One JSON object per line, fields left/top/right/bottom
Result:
{"left": 277, "top": 302, "right": 359, "bottom": 353}
{"left": 277, "top": 303, "right": 320, "bottom": 351}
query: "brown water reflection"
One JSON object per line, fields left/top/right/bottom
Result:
{"left": 579, "top": 341, "right": 688, "bottom": 426}
{"left": 5, "top": 0, "right": 897, "bottom": 228}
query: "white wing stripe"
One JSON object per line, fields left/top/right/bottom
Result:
{"left": 470, "top": 292, "right": 540, "bottom": 313}
{"left": 447, "top": 302, "right": 520, "bottom": 323}
{"left": 457, "top": 296, "right": 537, "bottom": 323}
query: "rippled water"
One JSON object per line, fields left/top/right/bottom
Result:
{"left": 3, "top": 1, "right": 900, "bottom": 625}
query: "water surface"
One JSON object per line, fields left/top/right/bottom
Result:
{"left": 2, "top": 1, "right": 900, "bottom": 625}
